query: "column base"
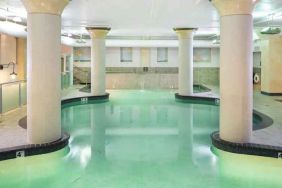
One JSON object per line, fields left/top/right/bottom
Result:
{"left": 261, "top": 91, "right": 282, "bottom": 96}
{"left": 0, "top": 132, "right": 69, "bottom": 161}
{"left": 211, "top": 110, "right": 277, "bottom": 158}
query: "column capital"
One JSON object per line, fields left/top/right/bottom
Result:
{"left": 86, "top": 27, "right": 111, "bottom": 39}
{"left": 174, "top": 28, "right": 197, "bottom": 39}
{"left": 21, "top": 0, "right": 69, "bottom": 15}
{"left": 211, "top": 0, "right": 259, "bottom": 16}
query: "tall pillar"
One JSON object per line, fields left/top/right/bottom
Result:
{"left": 22, "top": 0, "right": 69, "bottom": 144}
{"left": 260, "top": 35, "right": 282, "bottom": 95}
{"left": 16, "top": 38, "right": 27, "bottom": 80}
{"left": 86, "top": 27, "right": 110, "bottom": 96}
{"left": 212, "top": 0, "right": 258, "bottom": 143}
{"left": 174, "top": 28, "right": 196, "bottom": 96}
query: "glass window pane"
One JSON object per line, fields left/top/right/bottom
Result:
{"left": 2, "top": 83, "right": 19, "bottom": 113}
{"left": 157, "top": 48, "right": 168, "bottom": 62}
{"left": 120, "top": 47, "right": 133, "bottom": 62}
{"left": 193, "top": 48, "right": 211, "bottom": 62}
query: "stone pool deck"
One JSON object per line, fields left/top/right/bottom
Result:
{"left": 0, "top": 85, "right": 282, "bottom": 153}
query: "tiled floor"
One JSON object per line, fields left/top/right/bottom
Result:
{"left": 0, "top": 107, "right": 27, "bottom": 149}
{"left": 1, "top": 85, "right": 282, "bottom": 149}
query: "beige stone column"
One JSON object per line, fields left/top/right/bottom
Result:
{"left": 22, "top": 0, "right": 69, "bottom": 144}
{"left": 261, "top": 35, "right": 282, "bottom": 95}
{"left": 16, "top": 38, "right": 27, "bottom": 80}
{"left": 174, "top": 28, "right": 196, "bottom": 96}
{"left": 86, "top": 27, "right": 110, "bottom": 96}
{"left": 212, "top": 0, "right": 258, "bottom": 143}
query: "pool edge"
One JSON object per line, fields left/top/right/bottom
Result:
{"left": 61, "top": 93, "right": 110, "bottom": 105}
{"left": 175, "top": 93, "right": 220, "bottom": 105}
{"left": 211, "top": 132, "right": 282, "bottom": 159}
{"left": 0, "top": 132, "right": 70, "bottom": 161}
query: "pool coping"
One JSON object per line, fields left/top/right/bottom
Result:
{"left": 261, "top": 91, "right": 282, "bottom": 96}
{"left": 175, "top": 93, "right": 219, "bottom": 105}
{"left": 0, "top": 133, "right": 69, "bottom": 161}
{"left": 211, "top": 132, "right": 282, "bottom": 159}
{"left": 61, "top": 93, "right": 110, "bottom": 105}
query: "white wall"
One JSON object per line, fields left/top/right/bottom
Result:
{"left": 196, "top": 48, "right": 220, "bottom": 68}
{"left": 107, "top": 47, "right": 141, "bottom": 67}
{"left": 107, "top": 47, "right": 220, "bottom": 68}
{"left": 150, "top": 47, "right": 178, "bottom": 67}
{"left": 73, "top": 47, "right": 261, "bottom": 69}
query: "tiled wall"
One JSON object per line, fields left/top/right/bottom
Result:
{"left": 74, "top": 67, "right": 220, "bottom": 89}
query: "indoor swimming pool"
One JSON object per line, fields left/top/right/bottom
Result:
{"left": 0, "top": 90, "right": 282, "bottom": 188}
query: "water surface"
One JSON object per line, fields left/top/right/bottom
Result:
{"left": 0, "top": 90, "right": 281, "bottom": 188}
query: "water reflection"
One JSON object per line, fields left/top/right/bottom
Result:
{"left": 63, "top": 92, "right": 219, "bottom": 167}
{"left": 1, "top": 91, "right": 282, "bottom": 188}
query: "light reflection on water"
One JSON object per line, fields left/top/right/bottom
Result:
{"left": 0, "top": 90, "right": 281, "bottom": 188}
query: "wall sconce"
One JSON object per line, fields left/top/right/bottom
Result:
{"left": 0, "top": 62, "right": 17, "bottom": 79}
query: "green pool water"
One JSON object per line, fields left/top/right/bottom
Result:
{"left": 0, "top": 90, "right": 282, "bottom": 188}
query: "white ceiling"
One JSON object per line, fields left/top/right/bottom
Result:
{"left": 0, "top": 0, "right": 282, "bottom": 39}
{"left": 62, "top": 0, "right": 218, "bottom": 36}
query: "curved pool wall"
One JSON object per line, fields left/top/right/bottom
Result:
{"left": 0, "top": 133, "right": 69, "bottom": 161}
{"left": 0, "top": 89, "right": 277, "bottom": 161}
{"left": 61, "top": 91, "right": 276, "bottom": 160}
{"left": 0, "top": 90, "right": 282, "bottom": 188}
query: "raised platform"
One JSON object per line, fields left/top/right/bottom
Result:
{"left": 0, "top": 133, "right": 69, "bottom": 161}
{"left": 211, "top": 132, "right": 282, "bottom": 159}
{"left": 175, "top": 93, "right": 219, "bottom": 105}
